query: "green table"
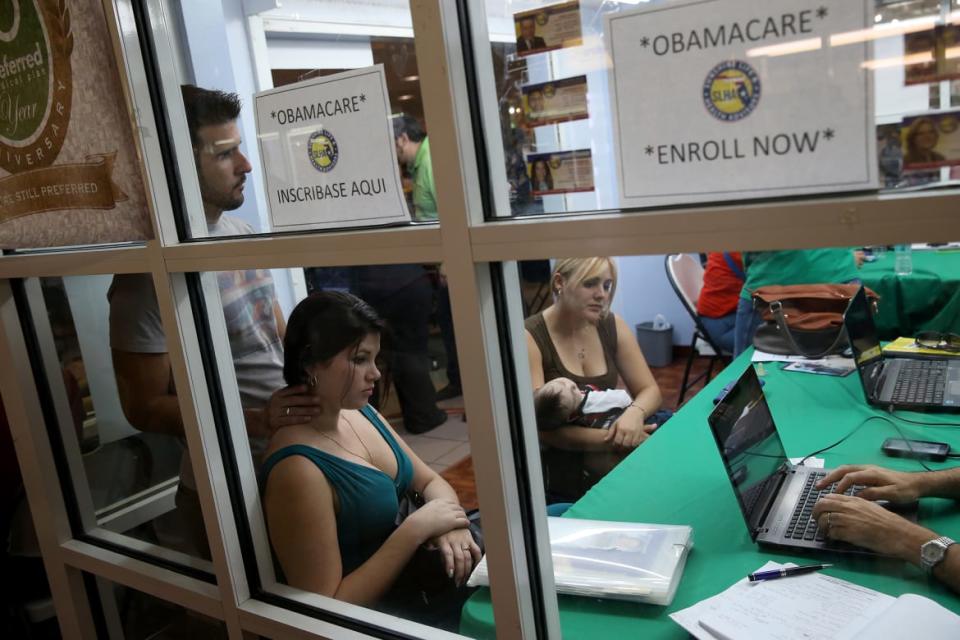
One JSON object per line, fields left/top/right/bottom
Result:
{"left": 460, "top": 352, "right": 960, "bottom": 638}
{"left": 860, "top": 249, "right": 960, "bottom": 339}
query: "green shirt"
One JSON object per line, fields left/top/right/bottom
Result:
{"left": 411, "top": 137, "right": 437, "bottom": 221}
{"left": 740, "top": 249, "right": 859, "bottom": 299}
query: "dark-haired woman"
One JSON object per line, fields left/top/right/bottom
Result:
{"left": 261, "top": 292, "right": 480, "bottom": 608}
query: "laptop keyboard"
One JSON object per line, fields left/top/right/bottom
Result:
{"left": 785, "top": 472, "right": 865, "bottom": 541}
{"left": 891, "top": 360, "right": 947, "bottom": 405}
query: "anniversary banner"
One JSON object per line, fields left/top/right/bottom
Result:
{"left": 254, "top": 65, "right": 410, "bottom": 231}
{"left": 0, "top": 0, "right": 152, "bottom": 247}
{"left": 606, "top": 0, "right": 877, "bottom": 207}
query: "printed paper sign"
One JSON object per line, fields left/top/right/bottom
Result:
{"left": 523, "top": 76, "right": 589, "bottom": 127}
{"left": 606, "top": 0, "right": 876, "bottom": 207}
{"left": 254, "top": 65, "right": 410, "bottom": 230}
{"left": 528, "top": 149, "right": 594, "bottom": 196}
{"left": 514, "top": 1, "right": 583, "bottom": 57}
{"left": 901, "top": 110, "right": 960, "bottom": 171}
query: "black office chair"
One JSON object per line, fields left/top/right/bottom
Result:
{"left": 664, "top": 255, "right": 732, "bottom": 405}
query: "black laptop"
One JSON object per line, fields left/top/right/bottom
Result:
{"left": 707, "top": 366, "right": 915, "bottom": 553}
{"left": 843, "top": 286, "right": 960, "bottom": 411}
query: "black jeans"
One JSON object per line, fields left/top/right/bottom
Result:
{"left": 354, "top": 266, "right": 441, "bottom": 427}
{"left": 436, "top": 282, "right": 460, "bottom": 388}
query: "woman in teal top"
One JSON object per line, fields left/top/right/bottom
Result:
{"left": 261, "top": 292, "right": 479, "bottom": 606}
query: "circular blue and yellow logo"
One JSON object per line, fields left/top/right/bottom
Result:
{"left": 703, "top": 60, "right": 761, "bottom": 122}
{"left": 308, "top": 129, "right": 339, "bottom": 172}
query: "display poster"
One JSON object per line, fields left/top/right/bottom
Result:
{"left": 522, "top": 76, "right": 589, "bottom": 127}
{"left": 0, "top": 0, "right": 152, "bottom": 248}
{"left": 527, "top": 149, "right": 594, "bottom": 196}
{"left": 877, "top": 122, "right": 939, "bottom": 187}
{"left": 254, "top": 66, "right": 410, "bottom": 231}
{"left": 514, "top": 1, "right": 583, "bottom": 57}
{"left": 606, "top": 0, "right": 876, "bottom": 207}
{"left": 904, "top": 25, "right": 960, "bottom": 85}
{"left": 900, "top": 110, "right": 960, "bottom": 171}
{"left": 904, "top": 29, "right": 939, "bottom": 85}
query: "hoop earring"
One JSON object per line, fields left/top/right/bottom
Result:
{"left": 307, "top": 374, "right": 318, "bottom": 389}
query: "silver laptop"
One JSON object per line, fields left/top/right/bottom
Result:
{"left": 843, "top": 286, "right": 960, "bottom": 412}
{"left": 707, "top": 366, "right": 915, "bottom": 553}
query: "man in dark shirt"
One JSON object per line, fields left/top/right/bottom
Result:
{"left": 516, "top": 17, "right": 547, "bottom": 53}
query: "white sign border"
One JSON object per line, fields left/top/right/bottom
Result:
{"left": 253, "top": 64, "right": 411, "bottom": 232}
{"left": 605, "top": 0, "right": 876, "bottom": 206}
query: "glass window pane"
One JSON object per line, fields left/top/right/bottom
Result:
{"left": 87, "top": 574, "right": 227, "bottom": 640}
{"left": 149, "top": 1, "right": 440, "bottom": 239}
{"left": 476, "top": 0, "right": 960, "bottom": 218}
{"left": 30, "top": 274, "right": 213, "bottom": 572}
{"left": 199, "top": 260, "right": 494, "bottom": 634}
{"left": 471, "top": 241, "right": 960, "bottom": 637}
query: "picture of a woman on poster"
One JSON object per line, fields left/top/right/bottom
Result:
{"left": 531, "top": 159, "right": 554, "bottom": 193}
{"left": 903, "top": 117, "right": 945, "bottom": 167}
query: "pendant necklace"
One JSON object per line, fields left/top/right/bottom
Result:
{"left": 316, "top": 413, "right": 373, "bottom": 463}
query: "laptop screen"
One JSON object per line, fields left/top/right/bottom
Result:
{"left": 843, "top": 286, "right": 884, "bottom": 400}
{"left": 707, "top": 366, "right": 788, "bottom": 536}
{"left": 844, "top": 286, "right": 883, "bottom": 369}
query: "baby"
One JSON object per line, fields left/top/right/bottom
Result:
{"left": 534, "top": 377, "right": 633, "bottom": 430}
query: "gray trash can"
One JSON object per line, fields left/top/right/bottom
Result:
{"left": 636, "top": 319, "right": 673, "bottom": 367}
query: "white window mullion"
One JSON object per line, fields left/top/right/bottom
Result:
{"left": 146, "top": 251, "right": 249, "bottom": 639}
{"left": 412, "top": 0, "right": 559, "bottom": 637}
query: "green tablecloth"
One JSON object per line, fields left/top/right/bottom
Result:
{"left": 860, "top": 249, "right": 960, "bottom": 339}
{"left": 460, "top": 352, "right": 960, "bottom": 638}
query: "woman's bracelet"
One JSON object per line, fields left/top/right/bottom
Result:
{"left": 628, "top": 402, "right": 646, "bottom": 421}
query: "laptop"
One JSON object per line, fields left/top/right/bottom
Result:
{"left": 843, "top": 286, "right": 960, "bottom": 411}
{"left": 707, "top": 366, "right": 916, "bottom": 553}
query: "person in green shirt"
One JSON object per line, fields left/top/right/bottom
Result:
{"left": 393, "top": 115, "right": 437, "bottom": 221}
{"left": 732, "top": 248, "right": 860, "bottom": 355}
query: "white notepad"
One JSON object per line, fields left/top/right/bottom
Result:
{"left": 670, "top": 561, "right": 960, "bottom": 640}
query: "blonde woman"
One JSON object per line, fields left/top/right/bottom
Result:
{"left": 525, "top": 257, "right": 664, "bottom": 499}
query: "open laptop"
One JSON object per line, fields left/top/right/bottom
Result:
{"left": 843, "top": 286, "right": 960, "bottom": 411}
{"left": 707, "top": 366, "right": 916, "bottom": 553}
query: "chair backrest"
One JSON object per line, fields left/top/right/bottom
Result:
{"left": 664, "top": 254, "right": 704, "bottom": 317}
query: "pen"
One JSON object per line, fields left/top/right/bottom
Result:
{"left": 747, "top": 563, "right": 832, "bottom": 582}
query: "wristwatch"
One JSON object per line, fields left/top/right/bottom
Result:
{"left": 920, "top": 536, "right": 955, "bottom": 574}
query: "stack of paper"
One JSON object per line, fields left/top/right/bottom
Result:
{"left": 671, "top": 561, "right": 960, "bottom": 639}
{"left": 751, "top": 350, "right": 855, "bottom": 366}
{"left": 467, "top": 517, "right": 693, "bottom": 605}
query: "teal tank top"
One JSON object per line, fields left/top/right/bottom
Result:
{"left": 260, "top": 405, "right": 414, "bottom": 574}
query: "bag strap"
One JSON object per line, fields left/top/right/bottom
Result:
{"left": 768, "top": 301, "right": 849, "bottom": 358}
{"left": 722, "top": 252, "right": 745, "bottom": 280}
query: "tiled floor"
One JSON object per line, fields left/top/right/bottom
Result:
{"left": 390, "top": 396, "right": 470, "bottom": 473}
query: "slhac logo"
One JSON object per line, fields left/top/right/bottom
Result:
{"left": 0, "top": 0, "right": 73, "bottom": 173}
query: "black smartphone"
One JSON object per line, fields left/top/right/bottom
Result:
{"left": 881, "top": 437, "right": 950, "bottom": 462}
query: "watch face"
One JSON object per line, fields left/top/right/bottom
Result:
{"left": 922, "top": 540, "right": 946, "bottom": 564}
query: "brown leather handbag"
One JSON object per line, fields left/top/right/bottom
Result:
{"left": 751, "top": 284, "right": 879, "bottom": 357}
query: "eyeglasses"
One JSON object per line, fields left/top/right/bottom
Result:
{"left": 914, "top": 331, "right": 960, "bottom": 353}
